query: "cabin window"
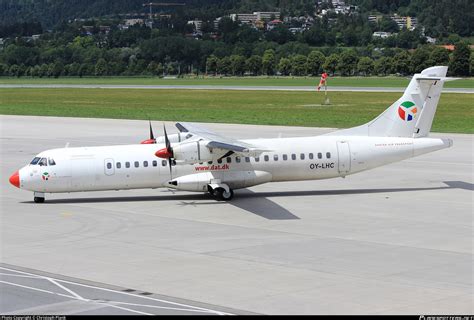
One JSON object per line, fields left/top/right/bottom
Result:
{"left": 291, "top": 154, "right": 296, "bottom": 160}
{"left": 217, "top": 159, "right": 223, "bottom": 164}
{"left": 300, "top": 153, "right": 305, "bottom": 160}
{"left": 48, "top": 158, "right": 56, "bottom": 166}
{"left": 116, "top": 162, "right": 121, "bottom": 169}
{"left": 125, "top": 162, "right": 130, "bottom": 168}
{"left": 30, "top": 157, "right": 41, "bottom": 165}
{"left": 273, "top": 154, "right": 278, "bottom": 161}
{"left": 152, "top": 160, "right": 157, "bottom": 167}
{"left": 208, "top": 161, "right": 213, "bottom": 165}
{"left": 245, "top": 157, "right": 250, "bottom": 163}
{"left": 134, "top": 161, "right": 139, "bottom": 168}
{"left": 143, "top": 161, "right": 148, "bottom": 167}
{"left": 318, "top": 152, "right": 322, "bottom": 159}
{"left": 283, "top": 154, "right": 288, "bottom": 161}
{"left": 226, "top": 157, "right": 231, "bottom": 163}
{"left": 38, "top": 158, "right": 48, "bottom": 166}
{"left": 264, "top": 155, "right": 269, "bottom": 161}
{"left": 236, "top": 156, "right": 241, "bottom": 163}
{"left": 326, "top": 152, "right": 331, "bottom": 159}
{"left": 162, "top": 160, "right": 167, "bottom": 167}
{"left": 106, "top": 162, "right": 112, "bottom": 169}
{"left": 309, "top": 153, "right": 314, "bottom": 160}
{"left": 255, "top": 157, "right": 260, "bottom": 162}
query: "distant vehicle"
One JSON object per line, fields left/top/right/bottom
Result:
{"left": 9, "top": 67, "right": 455, "bottom": 203}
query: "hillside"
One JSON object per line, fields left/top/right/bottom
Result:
{"left": 0, "top": 0, "right": 472, "bottom": 37}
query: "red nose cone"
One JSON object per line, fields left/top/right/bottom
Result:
{"left": 140, "top": 139, "right": 156, "bottom": 144}
{"left": 155, "top": 148, "right": 172, "bottom": 158}
{"left": 9, "top": 170, "right": 20, "bottom": 188}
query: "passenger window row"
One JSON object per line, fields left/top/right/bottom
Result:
{"left": 204, "top": 152, "right": 331, "bottom": 165}
{"left": 114, "top": 160, "right": 168, "bottom": 169}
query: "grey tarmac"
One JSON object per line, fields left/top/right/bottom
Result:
{"left": 0, "top": 83, "right": 472, "bottom": 93}
{"left": 1, "top": 115, "right": 473, "bottom": 315}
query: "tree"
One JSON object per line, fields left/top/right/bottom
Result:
{"left": 265, "top": 24, "right": 294, "bottom": 44}
{"left": 374, "top": 57, "right": 394, "bottom": 76}
{"left": 357, "top": 57, "right": 374, "bottom": 76}
{"left": 429, "top": 47, "right": 450, "bottom": 65}
{"left": 95, "top": 58, "right": 108, "bottom": 76}
{"left": 217, "top": 56, "right": 231, "bottom": 75}
{"left": 206, "top": 55, "right": 218, "bottom": 75}
{"left": 449, "top": 41, "right": 471, "bottom": 76}
{"left": 246, "top": 55, "right": 262, "bottom": 75}
{"left": 306, "top": 50, "right": 325, "bottom": 76}
{"left": 229, "top": 55, "right": 246, "bottom": 76}
{"left": 411, "top": 47, "right": 431, "bottom": 73}
{"left": 291, "top": 54, "right": 307, "bottom": 76}
{"left": 8, "top": 64, "right": 20, "bottom": 77}
{"left": 0, "top": 63, "right": 7, "bottom": 76}
{"left": 277, "top": 57, "right": 292, "bottom": 76}
{"left": 39, "top": 64, "right": 49, "bottom": 78}
{"left": 470, "top": 54, "right": 474, "bottom": 76}
{"left": 262, "top": 49, "right": 276, "bottom": 75}
{"left": 393, "top": 51, "right": 411, "bottom": 75}
{"left": 323, "top": 53, "right": 340, "bottom": 75}
{"left": 337, "top": 50, "right": 359, "bottom": 76}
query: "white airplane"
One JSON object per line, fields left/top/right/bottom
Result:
{"left": 9, "top": 66, "right": 455, "bottom": 203}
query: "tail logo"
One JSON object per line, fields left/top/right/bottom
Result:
{"left": 398, "top": 101, "right": 417, "bottom": 121}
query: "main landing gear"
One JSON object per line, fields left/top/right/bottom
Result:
{"left": 208, "top": 184, "right": 234, "bottom": 201}
{"left": 33, "top": 192, "right": 45, "bottom": 203}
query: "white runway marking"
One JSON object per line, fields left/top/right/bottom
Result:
{"left": 0, "top": 266, "right": 231, "bottom": 315}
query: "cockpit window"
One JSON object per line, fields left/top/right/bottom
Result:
{"left": 30, "top": 157, "right": 40, "bottom": 165}
{"left": 48, "top": 158, "right": 56, "bottom": 166}
{"left": 38, "top": 158, "right": 48, "bottom": 166}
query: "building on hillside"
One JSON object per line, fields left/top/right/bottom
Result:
{"left": 187, "top": 19, "right": 202, "bottom": 32}
{"left": 254, "top": 12, "right": 280, "bottom": 21}
{"left": 125, "top": 19, "right": 144, "bottom": 26}
{"left": 266, "top": 19, "right": 283, "bottom": 31}
{"left": 230, "top": 13, "right": 258, "bottom": 24}
{"left": 368, "top": 15, "right": 382, "bottom": 23}
{"left": 372, "top": 31, "right": 392, "bottom": 38}
{"left": 390, "top": 14, "right": 417, "bottom": 31}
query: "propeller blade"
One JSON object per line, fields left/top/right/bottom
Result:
{"left": 163, "top": 123, "right": 173, "bottom": 180}
{"left": 149, "top": 120, "right": 155, "bottom": 140}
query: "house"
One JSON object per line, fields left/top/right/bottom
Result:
{"left": 373, "top": 31, "right": 392, "bottom": 39}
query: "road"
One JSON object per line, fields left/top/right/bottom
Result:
{"left": 0, "top": 84, "right": 472, "bottom": 93}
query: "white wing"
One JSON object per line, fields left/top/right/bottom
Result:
{"left": 175, "top": 122, "right": 270, "bottom": 157}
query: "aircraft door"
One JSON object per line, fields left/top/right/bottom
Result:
{"left": 104, "top": 158, "right": 115, "bottom": 176}
{"left": 336, "top": 141, "right": 351, "bottom": 175}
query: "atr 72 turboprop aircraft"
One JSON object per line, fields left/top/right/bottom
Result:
{"left": 9, "top": 66, "right": 455, "bottom": 203}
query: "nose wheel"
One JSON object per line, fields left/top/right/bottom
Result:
{"left": 33, "top": 192, "right": 45, "bottom": 203}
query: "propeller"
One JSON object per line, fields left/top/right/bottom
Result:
{"left": 155, "top": 124, "right": 174, "bottom": 179}
{"left": 140, "top": 120, "right": 156, "bottom": 144}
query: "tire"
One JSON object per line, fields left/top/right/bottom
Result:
{"left": 220, "top": 188, "right": 234, "bottom": 201}
{"left": 34, "top": 196, "right": 45, "bottom": 203}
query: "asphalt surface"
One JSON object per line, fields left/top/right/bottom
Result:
{"left": 0, "top": 83, "right": 472, "bottom": 93}
{"left": 0, "top": 264, "right": 241, "bottom": 315}
{"left": 1, "top": 115, "right": 473, "bottom": 314}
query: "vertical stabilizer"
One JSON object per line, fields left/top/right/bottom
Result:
{"left": 328, "top": 66, "right": 452, "bottom": 138}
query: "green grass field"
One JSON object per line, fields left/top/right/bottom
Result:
{"left": 0, "top": 76, "right": 472, "bottom": 88}
{"left": 1, "top": 88, "right": 472, "bottom": 133}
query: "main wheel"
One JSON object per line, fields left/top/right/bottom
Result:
{"left": 34, "top": 196, "right": 45, "bottom": 203}
{"left": 218, "top": 188, "right": 234, "bottom": 201}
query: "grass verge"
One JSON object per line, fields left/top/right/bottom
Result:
{"left": 0, "top": 88, "right": 472, "bottom": 133}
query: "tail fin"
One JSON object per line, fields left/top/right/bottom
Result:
{"left": 329, "top": 66, "right": 456, "bottom": 138}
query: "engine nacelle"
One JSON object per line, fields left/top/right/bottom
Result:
{"left": 172, "top": 141, "right": 216, "bottom": 164}
{"left": 166, "top": 171, "right": 273, "bottom": 192}
{"left": 156, "top": 132, "right": 192, "bottom": 144}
